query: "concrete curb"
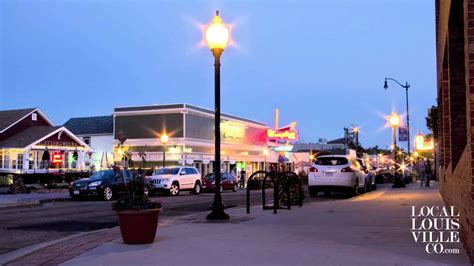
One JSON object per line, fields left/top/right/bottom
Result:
{"left": 0, "top": 197, "right": 70, "bottom": 211}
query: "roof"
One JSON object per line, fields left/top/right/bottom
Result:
{"left": 114, "top": 103, "right": 267, "bottom": 127}
{"left": 0, "top": 126, "right": 61, "bottom": 148}
{"left": 0, "top": 108, "right": 37, "bottom": 132}
{"left": 63, "top": 116, "right": 113, "bottom": 135}
{"left": 327, "top": 137, "right": 346, "bottom": 144}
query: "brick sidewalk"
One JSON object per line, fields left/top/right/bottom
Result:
{"left": 2, "top": 215, "right": 195, "bottom": 265}
{"left": 5, "top": 228, "right": 120, "bottom": 266}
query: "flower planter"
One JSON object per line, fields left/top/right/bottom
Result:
{"left": 117, "top": 208, "right": 161, "bottom": 244}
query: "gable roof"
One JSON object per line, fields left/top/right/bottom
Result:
{"left": 0, "top": 126, "right": 62, "bottom": 148}
{"left": 63, "top": 115, "right": 113, "bottom": 135}
{"left": 0, "top": 108, "right": 55, "bottom": 133}
{"left": 0, "top": 108, "right": 37, "bottom": 132}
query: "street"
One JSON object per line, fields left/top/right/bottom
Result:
{"left": 0, "top": 188, "right": 348, "bottom": 255}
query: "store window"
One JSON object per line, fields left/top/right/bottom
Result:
{"left": 4, "top": 152, "right": 10, "bottom": 169}
{"left": 0, "top": 151, "right": 3, "bottom": 168}
{"left": 17, "top": 154, "right": 23, "bottom": 170}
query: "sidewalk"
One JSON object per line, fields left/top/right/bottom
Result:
{"left": 0, "top": 191, "right": 70, "bottom": 210}
{"left": 4, "top": 182, "right": 473, "bottom": 266}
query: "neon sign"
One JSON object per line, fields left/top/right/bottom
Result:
{"left": 267, "top": 122, "right": 298, "bottom": 141}
{"left": 273, "top": 145, "right": 293, "bottom": 152}
{"left": 52, "top": 154, "right": 62, "bottom": 164}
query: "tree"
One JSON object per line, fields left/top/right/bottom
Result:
{"left": 426, "top": 105, "right": 438, "bottom": 140}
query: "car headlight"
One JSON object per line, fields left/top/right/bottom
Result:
{"left": 89, "top": 181, "right": 102, "bottom": 187}
{"left": 211, "top": 181, "right": 215, "bottom": 185}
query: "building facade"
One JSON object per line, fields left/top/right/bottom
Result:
{"left": 112, "top": 104, "right": 281, "bottom": 176}
{"left": 64, "top": 116, "right": 114, "bottom": 170}
{"left": 0, "top": 108, "right": 92, "bottom": 174}
{"left": 436, "top": 0, "right": 474, "bottom": 261}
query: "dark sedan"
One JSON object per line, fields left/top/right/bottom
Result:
{"left": 69, "top": 169, "right": 150, "bottom": 200}
{"left": 201, "top": 172, "right": 238, "bottom": 193}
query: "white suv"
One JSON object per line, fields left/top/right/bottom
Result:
{"left": 308, "top": 155, "right": 366, "bottom": 197}
{"left": 149, "top": 166, "right": 202, "bottom": 196}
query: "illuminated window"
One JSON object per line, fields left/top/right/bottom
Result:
{"left": 17, "top": 154, "right": 23, "bottom": 170}
{"left": 32, "top": 113, "right": 37, "bottom": 121}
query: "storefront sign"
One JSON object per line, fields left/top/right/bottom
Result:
{"left": 221, "top": 123, "right": 245, "bottom": 140}
{"left": 415, "top": 134, "right": 434, "bottom": 151}
{"left": 274, "top": 145, "right": 293, "bottom": 152}
{"left": 52, "top": 154, "right": 62, "bottom": 164}
{"left": 267, "top": 122, "right": 298, "bottom": 141}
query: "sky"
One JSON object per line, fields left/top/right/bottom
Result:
{"left": 0, "top": 0, "right": 436, "bottom": 149}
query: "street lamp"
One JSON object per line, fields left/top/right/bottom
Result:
{"left": 384, "top": 77, "right": 411, "bottom": 156}
{"left": 309, "top": 154, "right": 314, "bottom": 164}
{"left": 389, "top": 112, "right": 400, "bottom": 183}
{"left": 205, "top": 10, "right": 230, "bottom": 220}
{"left": 353, "top": 126, "right": 359, "bottom": 155}
{"left": 263, "top": 148, "right": 269, "bottom": 171}
{"left": 160, "top": 133, "right": 168, "bottom": 168}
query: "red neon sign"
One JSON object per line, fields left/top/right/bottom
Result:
{"left": 267, "top": 122, "right": 298, "bottom": 141}
{"left": 52, "top": 154, "right": 62, "bottom": 164}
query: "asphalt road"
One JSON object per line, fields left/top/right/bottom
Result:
{"left": 0, "top": 188, "right": 349, "bottom": 255}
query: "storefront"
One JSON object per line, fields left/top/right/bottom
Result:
{"left": 113, "top": 104, "right": 280, "bottom": 176}
{"left": 0, "top": 108, "right": 92, "bottom": 175}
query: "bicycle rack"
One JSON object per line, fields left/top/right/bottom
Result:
{"left": 246, "top": 170, "right": 304, "bottom": 214}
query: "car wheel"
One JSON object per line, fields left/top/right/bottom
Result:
{"left": 169, "top": 182, "right": 180, "bottom": 196}
{"left": 351, "top": 180, "right": 360, "bottom": 197}
{"left": 193, "top": 181, "right": 201, "bottom": 195}
{"left": 103, "top": 187, "right": 113, "bottom": 201}
{"left": 308, "top": 186, "right": 318, "bottom": 197}
{"left": 232, "top": 184, "right": 237, "bottom": 192}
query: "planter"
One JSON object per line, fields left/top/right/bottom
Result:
{"left": 117, "top": 208, "right": 161, "bottom": 244}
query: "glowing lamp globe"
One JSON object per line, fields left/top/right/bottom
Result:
{"left": 263, "top": 148, "right": 269, "bottom": 157}
{"left": 389, "top": 113, "right": 400, "bottom": 127}
{"left": 205, "top": 11, "right": 229, "bottom": 50}
{"left": 161, "top": 134, "right": 169, "bottom": 144}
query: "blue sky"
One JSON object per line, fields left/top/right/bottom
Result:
{"left": 0, "top": 0, "right": 436, "bottom": 149}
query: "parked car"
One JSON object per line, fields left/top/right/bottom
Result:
{"left": 356, "top": 158, "right": 376, "bottom": 192}
{"left": 308, "top": 155, "right": 366, "bottom": 197}
{"left": 201, "top": 172, "right": 238, "bottom": 193}
{"left": 149, "top": 166, "right": 201, "bottom": 196}
{"left": 69, "top": 169, "right": 150, "bottom": 201}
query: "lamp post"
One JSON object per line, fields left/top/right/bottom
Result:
{"left": 353, "top": 126, "right": 359, "bottom": 155}
{"left": 160, "top": 133, "right": 168, "bottom": 168}
{"left": 263, "top": 148, "right": 269, "bottom": 171}
{"left": 205, "top": 10, "right": 230, "bottom": 220}
{"left": 389, "top": 112, "right": 400, "bottom": 178}
{"left": 384, "top": 77, "right": 411, "bottom": 156}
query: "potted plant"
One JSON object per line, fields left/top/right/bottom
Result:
{"left": 111, "top": 169, "right": 162, "bottom": 244}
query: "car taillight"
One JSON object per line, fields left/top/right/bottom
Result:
{"left": 341, "top": 166, "right": 353, "bottom": 172}
{"left": 309, "top": 167, "right": 318, "bottom": 172}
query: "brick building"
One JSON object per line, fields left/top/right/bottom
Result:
{"left": 436, "top": 0, "right": 474, "bottom": 261}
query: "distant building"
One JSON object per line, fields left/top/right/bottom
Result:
{"left": 0, "top": 108, "right": 91, "bottom": 174}
{"left": 64, "top": 116, "right": 114, "bottom": 170}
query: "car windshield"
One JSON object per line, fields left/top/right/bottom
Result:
{"left": 89, "top": 170, "right": 117, "bottom": 180}
{"left": 203, "top": 173, "right": 215, "bottom": 180}
{"left": 315, "top": 157, "right": 348, "bottom": 166}
{"left": 154, "top": 168, "right": 180, "bottom": 175}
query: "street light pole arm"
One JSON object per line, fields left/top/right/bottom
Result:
{"left": 385, "top": 77, "right": 410, "bottom": 89}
